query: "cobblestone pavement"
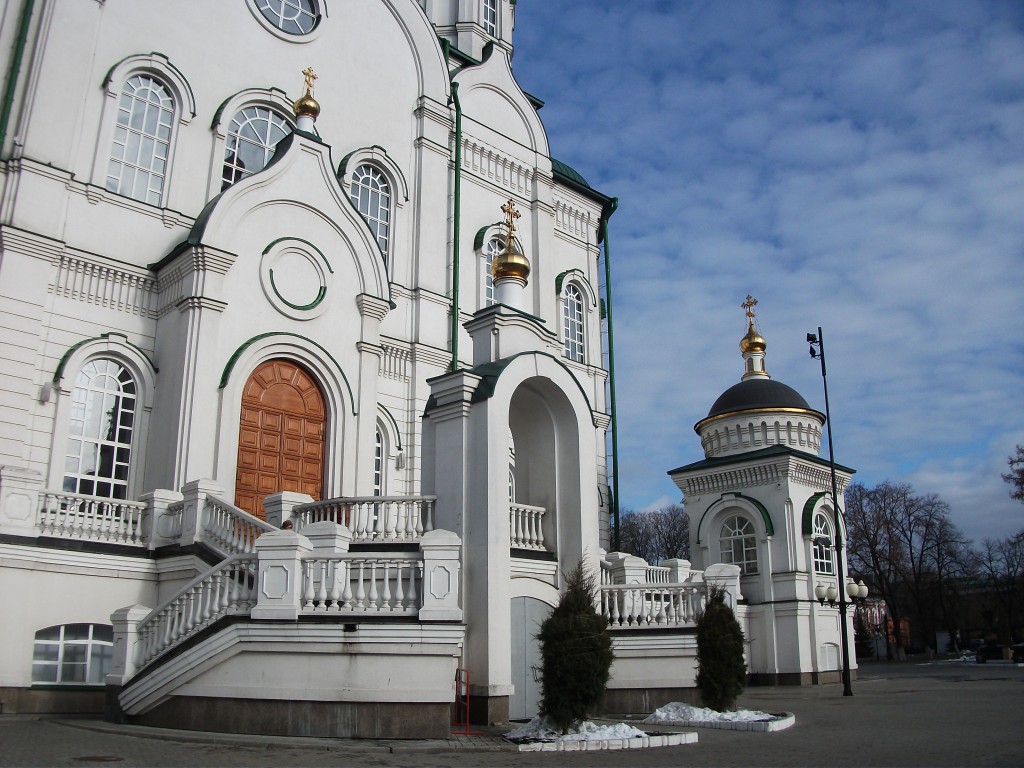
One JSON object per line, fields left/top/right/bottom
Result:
{"left": 1, "top": 661, "right": 1022, "bottom": 767}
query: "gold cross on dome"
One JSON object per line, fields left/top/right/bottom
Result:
{"left": 501, "top": 198, "right": 521, "bottom": 239}
{"left": 302, "top": 67, "right": 318, "bottom": 94}
{"left": 742, "top": 294, "right": 758, "bottom": 321}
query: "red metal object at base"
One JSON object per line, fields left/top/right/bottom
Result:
{"left": 451, "top": 668, "right": 481, "bottom": 735}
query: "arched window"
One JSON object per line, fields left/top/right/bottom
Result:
{"left": 254, "top": 0, "right": 320, "bottom": 35}
{"left": 222, "top": 106, "right": 290, "bottom": 190}
{"left": 482, "top": 0, "right": 498, "bottom": 36}
{"left": 374, "top": 426, "right": 385, "bottom": 497}
{"left": 483, "top": 236, "right": 503, "bottom": 306}
{"left": 62, "top": 359, "right": 137, "bottom": 500}
{"left": 32, "top": 624, "right": 113, "bottom": 685}
{"left": 813, "top": 512, "right": 835, "bottom": 575}
{"left": 106, "top": 75, "right": 175, "bottom": 205}
{"left": 349, "top": 164, "right": 391, "bottom": 263}
{"left": 562, "top": 283, "right": 585, "bottom": 363}
{"left": 720, "top": 515, "right": 758, "bottom": 575}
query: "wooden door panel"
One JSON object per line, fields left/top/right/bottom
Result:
{"left": 234, "top": 360, "right": 327, "bottom": 518}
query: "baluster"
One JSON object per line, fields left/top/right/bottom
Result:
{"left": 380, "top": 561, "right": 392, "bottom": 611}
{"left": 341, "top": 559, "right": 354, "bottom": 609}
{"left": 303, "top": 559, "right": 315, "bottom": 610}
{"left": 610, "top": 590, "right": 621, "bottom": 626}
{"left": 367, "top": 561, "right": 380, "bottom": 610}
{"left": 354, "top": 561, "right": 366, "bottom": 609}
{"left": 373, "top": 502, "right": 385, "bottom": 540}
{"left": 327, "top": 559, "right": 342, "bottom": 610}
{"left": 406, "top": 562, "right": 420, "bottom": 610}
{"left": 393, "top": 562, "right": 405, "bottom": 612}
{"left": 655, "top": 589, "right": 667, "bottom": 624}
{"left": 315, "top": 559, "right": 329, "bottom": 611}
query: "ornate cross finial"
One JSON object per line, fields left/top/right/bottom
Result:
{"left": 302, "top": 67, "right": 318, "bottom": 95}
{"left": 501, "top": 198, "right": 521, "bottom": 240}
{"left": 742, "top": 294, "right": 758, "bottom": 322}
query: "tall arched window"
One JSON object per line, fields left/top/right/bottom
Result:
{"left": 483, "top": 236, "right": 503, "bottom": 306}
{"left": 106, "top": 75, "right": 175, "bottom": 205}
{"left": 482, "top": 0, "right": 498, "bottom": 36}
{"left": 349, "top": 165, "right": 391, "bottom": 263}
{"left": 562, "top": 283, "right": 585, "bottom": 363}
{"left": 813, "top": 512, "right": 835, "bottom": 575}
{"left": 222, "top": 106, "right": 290, "bottom": 190}
{"left": 720, "top": 515, "right": 758, "bottom": 575}
{"left": 32, "top": 624, "right": 113, "bottom": 685}
{"left": 63, "top": 359, "right": 137, "bottom": 500}
{"left": 374, "top": 426, "right": 385, "bottom": 497}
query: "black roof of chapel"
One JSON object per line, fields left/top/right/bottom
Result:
{"left": 705, "top": 378, "right": 821, "bottom": 420}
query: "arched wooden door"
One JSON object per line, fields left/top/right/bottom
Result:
{"left": 235, "top": 359, "right": 326, "bottom": 518}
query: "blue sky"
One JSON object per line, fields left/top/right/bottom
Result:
{"left": 510, "top": 1, "right": 1024, "bottom": 543}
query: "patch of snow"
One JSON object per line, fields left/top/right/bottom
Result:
{"left": 506, "top": 715, "right": 647, "bottom": 743}
{"left": 644, "top": 702, "right": 775, "bottom": 724}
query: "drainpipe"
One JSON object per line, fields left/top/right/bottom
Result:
{"left": 448, "top": 80, "right": 463, "bottom": 372}
{"left": 600, "top": 198, "right": 620, "bottom": 550}
{"left": 0, "top": 0, "right": 35, "bottom": 160}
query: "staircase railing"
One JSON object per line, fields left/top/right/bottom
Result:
{"left": 301, "top": 554, "right": 423, "bottom": 615}
{"left": 135, "top": 555, "right": 257, "bottom": 668}
{"left": 202, "top": 494, "right": 275, "bottom": 555}
{"left": 293, "top": 496, "right": 436, "bottom": 542}
{"left": 38, "top": 491, "right": 146, "bottom": 546}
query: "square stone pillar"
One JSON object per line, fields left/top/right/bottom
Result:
{"left": 139, "top": 488, "right": 184, "bottom": 549}
{"left": 251, "top": 530, "right": 312, "bottom": 620}
{"left": 0, "top": 465, "right": 43, "bottom": 537}
{"left": 262, "top": 491, "right": 313, "bottom": 528}
{"left": 419, "top": 528, "right": 463, "bottom": 621}
{"left": 179, "top": 479, "right": 225, "bottom": 547}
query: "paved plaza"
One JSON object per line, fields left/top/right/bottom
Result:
{"left": 1, "top": 660, "right": 1022, "bottom": 767}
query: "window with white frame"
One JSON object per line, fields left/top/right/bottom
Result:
{"left": 62, "top": 359, "right": 137, "bottom": 500}
{"left": 483, "top": 236, "right": 503, "bottom": 306}
{"left": 32, "top": 624, "right": 113, "bottom": 686}
{"left": 562, "top": 283, "right": 585, "bottom": 363}
{"left": 374, "top": 426, "right": 385, "bottom": 497}
{"left": 254, "top": 0, "right": 320, "bottom": 35}
{"left": 720, "top": 515, "right": 758, "bottom": 575}
{"left": 106, "top": 75, "right": 174, "bottom": 205}
{"left": 482, "top": 0, "right": 498, "bottom": 36}
{"left": 813, "top": 512, "right": 835, "bottom": 575}
{"left": 222, "top": 106, "right": 290, "bottom": 190}
{"left": 349, "top": 164, "right": 391, "bottom": 263}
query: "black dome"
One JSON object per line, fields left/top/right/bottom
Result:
{"left": 705, "top": 378, "right": 816, "bottom": 420}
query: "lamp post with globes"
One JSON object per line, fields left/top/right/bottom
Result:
{"left": 807, "top": 326, "right": 858, "bottom": 696}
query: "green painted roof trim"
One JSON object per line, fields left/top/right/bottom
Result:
{"left": 268, "top": 269, "right": 326, "bottom": 311}
{"left": 211, "top": 87, "right": 291, "bottom": 129}
{"left": 219, "top": 332, "right": 356, "bottom": 415}
{"left": 378, "top": 405, "right": 403, "bottom": 451}
{"left": 551, "top": 159, "right": 615, "bottom": 216}
{"left": 802, "top": 492, "right": 827, "bottom": 536}
{"left": 696, "top": 491, "right": 774, "bottom": 545}
{"left": 473, "top": 221, "right": 503, "bottom": 251}
{"left": 53, "top": 333, "right": 158, "bottom": 382}
{"left": 668, "top": 444, "right": 856, "bottom": 477}
{"left": 262, "top": 236, "right": 333, "bottom": 273}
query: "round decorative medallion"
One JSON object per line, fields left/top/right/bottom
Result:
{"left": 260, "top": 237, "right": 332, "bottom": 320}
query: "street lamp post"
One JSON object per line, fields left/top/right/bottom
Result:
{"left": 807, "top": 325, "right": 854, "bottom": 697}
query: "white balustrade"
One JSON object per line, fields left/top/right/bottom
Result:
{"left": 509, "top": 503, "right": 546, "bottom": 550}
{"left": 38, "top": 492, "right": 146, "bottom": 545}
{"left": 202, "top": 495, "right": 275, "bottom": 555}
{"left": 644, "top": 565, "right": 671, "bottom": 583}
{"left": 294, "top": 496, "right": 435, "bottom": 542}
{"left": 301, "top": 555, "right": 422, "bottom": 615}
{"left": 134, "top": 555, "right": 257, "bottom": 668}
{"left": 601, "top": 583, "right": 706, "bottom": 628}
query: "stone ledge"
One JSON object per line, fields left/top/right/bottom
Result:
{"left": 515, "top": 731, "right": 699, "bottom": 752}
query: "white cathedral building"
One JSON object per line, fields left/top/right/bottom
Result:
{"left": 0, "top": 0, "right": 855, "bottom": 738}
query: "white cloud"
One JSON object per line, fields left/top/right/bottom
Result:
{"left": 512, "top": 0, "right": 1024, "bottom": 543}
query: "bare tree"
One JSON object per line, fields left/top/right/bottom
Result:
{"left": 616, "top": 505, "right": 690, "bottom": 564}
{"left": 977, "top": 531, "right": 1024, "bottom": 643}
{"left": 1004, "top": 445, "right": 1024, "bottom": 503}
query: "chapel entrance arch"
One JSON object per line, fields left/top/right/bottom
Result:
{"left": 234, "top": 359, "right": 326, "bottom": 517}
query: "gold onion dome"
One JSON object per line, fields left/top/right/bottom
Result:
{"left": 740, "top": 320, "right": 766, "bottom": 354}
{"left": 491, "top": 238, "right": 530, "bottom": 281}
{"left": 294, "top": 66, "right": 320, "bottom": 120}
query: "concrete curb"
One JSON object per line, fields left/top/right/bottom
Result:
{"left": 644, "top": 712, "right": 796, "bottom": 732}
{"left": 514, "top": 731, "right": 699, "bottom": 752}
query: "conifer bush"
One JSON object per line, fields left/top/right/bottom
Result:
{"left": 537, "top": 561, "right": 614, "bottom": 733}
{"left": 695, "top": 585, "right": 747, "bottom": 711}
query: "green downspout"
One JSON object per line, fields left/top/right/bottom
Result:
{"left": 601, "top": 198, "right": 621, "bottom": 550}
{"left": 449, "top": 80, "right": 463, "bottom": 372}
{"left": 0, "top": 0, "right": 35, "bottom": 160}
